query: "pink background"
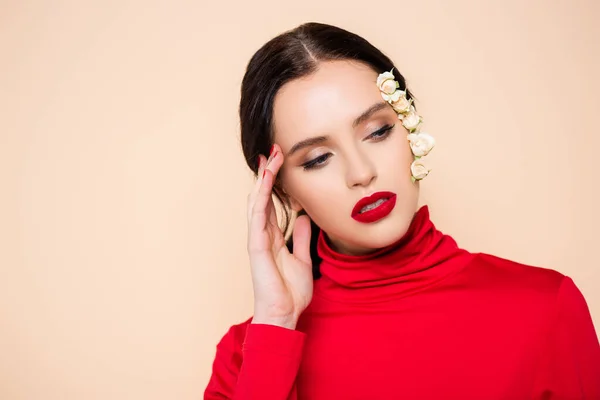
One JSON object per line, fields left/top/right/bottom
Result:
{"left": 1, "top": 0, "right": 598, "bottom": 398}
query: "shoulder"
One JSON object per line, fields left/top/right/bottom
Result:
{"left": 462, "top": 253, "right": 575, "bottom": 307}
{"left": 470, "top": 252, "right": 566, "bottom": 290}
{"left": 459, "top": 254, "right": 596, "bottom": 331}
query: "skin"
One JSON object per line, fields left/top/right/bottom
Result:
{"left": 276, "top": 60, "right": 420, "bottom": 254}
{"left": 247, "top": 60, "right": 419, "bottom": 329}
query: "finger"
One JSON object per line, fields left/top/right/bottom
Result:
{"left": 257, "top": 154, "right": 266, "bottom": 177}
{"left": 256, "top": 154, "right": 267, "bottom": 186}
{"left": 247, "top": 154, "right": 267, "bottom": 222}
{"left": 264, "top": 144, "right": 284, "bottom": 179}
{"left": 265, "top": 148, "right": 284, "bottom": 231}
{"left": 248, "top": 146, "right": 283, "bottom": 222}
{"left": 248, "top": 167, "right": 275, "bottom": 252}
{"left": 292, "top": 214, "right": 312, "bottom": 265}
{"left": 267, "top": 189, "right": 278, "bottom": 228}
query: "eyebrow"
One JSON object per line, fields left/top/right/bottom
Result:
{"left": 286, "top": 101, "right": 389, "bottom": 157}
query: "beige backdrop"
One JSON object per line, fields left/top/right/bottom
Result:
{"left": 1, "top": 0, "right": 598, "bottom": 398}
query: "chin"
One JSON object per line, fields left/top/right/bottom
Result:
{"left": 320, "top": 200, "right": 418, "bottom": 253}
{"left": 366, "top": 221, "right": 412, "bottom": 248}
{"left": 373, "top": 208, "right": 417, "bottom": 245}
{"left": 333, "top": 216, "right": 411, "bottom": 254}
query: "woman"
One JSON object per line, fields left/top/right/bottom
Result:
{"left": 204, "top": 23, "right": 600, "bottom": 399}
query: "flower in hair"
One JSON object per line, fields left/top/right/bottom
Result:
{"left": 407, "top": 132, "right": 435, "bottom": 157}
{"left": 391, "top": 96, "right": 412, "bottom": 114}
{"left": 401, "top": 106, "right": 422, "bottom": 131}
{"left": 376, "top": 71, "right": 398, "bottom": 94}
{"left": 410, "top": 159, "right": 430, "bottom": 181}
{"left": 377, "top": 69, "right": 434, "bottom": 182}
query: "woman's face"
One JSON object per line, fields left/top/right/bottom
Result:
{"left": 274, "top": 60, "right": 419, "bottom": 255}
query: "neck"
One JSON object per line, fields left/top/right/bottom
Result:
{"left": 313, "top": 205, "right": 475, "bottom": 303}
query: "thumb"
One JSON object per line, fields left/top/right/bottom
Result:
{"left": 292, "top": 214, "right": 312, "bottom": 265}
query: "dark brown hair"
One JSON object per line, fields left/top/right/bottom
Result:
{"left": 239, "top": 22, "right": 416, "bottom": 277}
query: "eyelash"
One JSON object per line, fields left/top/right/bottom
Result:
{"left": 301, "top": 124, "right": 395, "bottom": 171}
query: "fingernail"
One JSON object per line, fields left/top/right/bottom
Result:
{"left": 262, "top": 170, "right": 266, "bottom": 178}
{"left": 269, "top": 145, "right": 275, "bottom": 156}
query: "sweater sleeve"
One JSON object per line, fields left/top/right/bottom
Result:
{"left": 204, "top": 321, "right": 306, "bottom": 400}
{"left": 532, "top": 276, "right": 600, "bottom": 399}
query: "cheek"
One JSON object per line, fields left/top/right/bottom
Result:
{"left": 379, "top": 130, "right": 413, "bottom": 170}
{"left": 281, "top": 164, "right": 350, "bottom": 225}
{"left": 284, "top": 169, "right": 341, "bottom": 213}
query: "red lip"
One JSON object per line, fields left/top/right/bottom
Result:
{"left": 351, "top": 191, "right": 397, "bottom": 223}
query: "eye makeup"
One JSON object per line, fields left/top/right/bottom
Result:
{"left": 300, "top": 123, "right": 396, "bottom": 171}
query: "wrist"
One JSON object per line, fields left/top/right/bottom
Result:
{"left": 251, "top": 315, "right": 297, "bottom": 330}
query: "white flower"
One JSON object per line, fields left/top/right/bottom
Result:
{"left": 377, "top": 71, "right": 400, "bottom": 99}
{"left": 410, "top": 159, "right": 430, "bottom": 181}
{"left": 377, "top": 71, "right": 395, "bottom": 90}
{"left": 381, "top": 79, "right": 397, "bottom": 95}
{"left": 407, "top": 132, "right": 435, "bottom": 157}
{"left": 391, "top": 95, "right": 412, "bottom": 114}
{"left": 381, "top": 89, "right": 402, "bottom": 103}
{"left": 401, "top": 108, "right": 422, "bottom": 131}
{"left": 377, "top": 69, "right": 434, "bottom": 182}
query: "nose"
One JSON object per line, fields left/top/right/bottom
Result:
{"left": 345, "top": 149, "right": 377, "bottom": 189}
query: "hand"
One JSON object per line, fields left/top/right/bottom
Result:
{"left": 246, "top": 144, "right": 314, "bottom": 330}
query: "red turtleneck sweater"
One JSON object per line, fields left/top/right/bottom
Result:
{"left": 204, "top": 206, "right": 600, "bottom": 399}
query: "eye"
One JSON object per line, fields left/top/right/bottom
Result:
{"left": 300, "top": 124, "right": 394, "bottom": 171}
{"left": 302, "top": 153, "right": 332, "bottom": 171}
{"left": 367, "top": 124, "right": 395, "bottom": 141}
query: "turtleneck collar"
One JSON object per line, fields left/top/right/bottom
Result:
{"left": 314, "top": 205, "right": 475, "bottom": 304}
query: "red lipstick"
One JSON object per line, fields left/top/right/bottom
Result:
{"left": 351, "top": 191, "right": 397, "bottom": 223}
